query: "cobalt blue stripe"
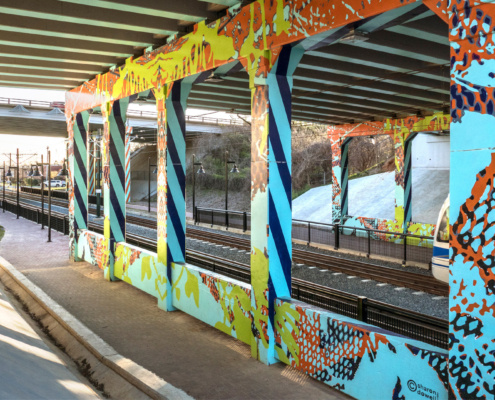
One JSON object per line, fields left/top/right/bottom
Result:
{"left": 268, "top": 105, "right": 291, "bottom": 205}
{"left": 166, "top": 128, "right": 186, "bottom": 198}
{"left": 167, "top": 247, "right": 173, "bottom": 281}
{"left": 267, "top": 275, "right": 276, "bottom": 331}
{"left": 276, "top": 75, "right": 291, "bottom": 126}
{"left": 167, "top": 190, "right": 186, "bottom": 260}
{"left": 268, "top": 192, "right": 291, "bottom": 290}
{"left": 110, "top": 190, "right": 125, "bottom": 238}
{"left": 74, "top": 189, "right": 87, "bottom": 232}
{"left": 171, "top": 85, "right": 186, "bottom": 140}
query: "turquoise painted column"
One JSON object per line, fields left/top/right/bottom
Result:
{"left": 448, "top": 1, "right": 495, "bottom": 398}
{"left": 330, "top": 137, "right": 352, "bottom": 223}
{"left": 155, "top": 73, "right": 208, "bottom": 311}
{"left": 249, "top": 46, "right": 304, "bottom": 365}
{"left": 125, "top": 126, "right": 132, "bottom": 203}
{"left": 69, "top": 110, "right": 90, "bottom": 261}
{"left": 101, "top": 98, "right": 129, "bottom": 281}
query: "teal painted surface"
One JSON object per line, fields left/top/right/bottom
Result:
{"left": 274, "top": 298, "right": 448, "bottom": 400}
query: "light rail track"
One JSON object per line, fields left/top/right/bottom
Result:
{"left": 6, "top": 188, "right": 449, "bottom": 296}
{"left": 0, "top": 198, "right": 449, "bottom": 349}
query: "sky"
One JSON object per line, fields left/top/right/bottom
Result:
{"left": 0, "top": 86, "right": 242, "bottom": 166}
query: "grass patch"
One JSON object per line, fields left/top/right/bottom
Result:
{"left": 0, "top": 226, "right": 4, "bottom": 242}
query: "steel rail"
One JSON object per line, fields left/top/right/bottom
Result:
{"left": 0, "top": 198, "right": 449, "bottom": 349}
{"left": 9, "top": 188, "right": 448, "bottom": 296}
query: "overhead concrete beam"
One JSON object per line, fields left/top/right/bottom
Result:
{"left": 0, "top": 13, "right": 156, "bottom": 47}
{"left": 0, "top": 31, "right": 136, "bottom": 58}
{"left": 58, "top": 0, "right": 218, "bottom": 22}
{"left": 0, "top": 0, "right": 179, "bottom": 35}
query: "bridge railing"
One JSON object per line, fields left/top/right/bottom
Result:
{"left": 195, "top": 206, "right": 434, "bottom": 266}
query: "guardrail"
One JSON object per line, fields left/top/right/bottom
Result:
{"left": 0, "top": 96, "right": 249, "bottom": 126}
{"left": 21, "top": 186, "right": 103, "bottom": 206}
{"left": 0, "top": 198, "right": 448, "bottom": 349}
{"left": 195, "top": 206, "right": 434, "bottom": 266}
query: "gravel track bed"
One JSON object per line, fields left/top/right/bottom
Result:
{"left": 17, "top": 202, "right": 446, "bottom": 319}
{"left": 122, "top": 222, "right": 448, "bottom": 319}
{"left": 189, "top": 224, "right": 432, "bottom": 276}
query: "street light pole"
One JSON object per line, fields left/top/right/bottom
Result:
{"left": 192, "top": 155, "right": 205, "bottom": 224}
{"left": 224, "top": 151, "right": 238, "bottom": 229}
{"left": 41, "top": 154, "right": 45, "bottom": 230}
{"left": 95, "top": 130, "right": 102, "bottom": 218}
{"left": 148, "top": 157, "right": 151, "bottom": 213}
{"left": 47, "top": 148, "right": 52, "bottom": 242}
{"left": 1, "top": 161, "right": 5, "bottom": 213}
{"left": 148, "top": 157, "right": 157, "bottom": 213}
{"left": 16, "top": 148, "right": 19, "bottom": 219}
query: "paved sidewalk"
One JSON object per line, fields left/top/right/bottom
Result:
{"left": 0, "top": 282, "right": 99, "bottom": 399}
{"left": 0, "top": 213, "right": 353, "bottom": 400}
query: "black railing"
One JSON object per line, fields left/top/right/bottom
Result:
{"left": 1, "top": 198, "right": 70, "bottom": 234}
{"left": 20, "top": 186, "right": 103, "bottom": 206}
{"left": 2, "top": 199, "right": 447, "bottom": 350}
{"left": 195, "top": 207, "right": 433, "bottom": 265}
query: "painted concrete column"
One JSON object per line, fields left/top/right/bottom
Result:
{"left": 249, "top": 46, "right": 304, "bottom": 365}
{"left": 68, "top": 110, "right": 90, "bottom": 261}
{"left": 101, "top": 98, "right": 129, "bottom": 281}
{"left": 88, "top": 139, "right": 96, "bottom": 196}
{"left": 154, "top": 77, "right": 198, "bottom": 311}
{"left": 393, "top": 131, "right": 416, "bottom": 231}
{"left": 448, "top": 1, "right": 495, "bottom": 397}
{"left": 125, "top": 126, "right": 132, "bottom": 203}
{"left": 331, "top": 136, "right": 352, "bottom": 222}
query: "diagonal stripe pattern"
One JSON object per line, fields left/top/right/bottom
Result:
{"left": 340, "top": 137, "right": 353, "bottom": 218}
{"left": 166, "top": 82, "right": 187, "bottom": 268}
{"left": 250, "top": 45, "right": 304, "bottom": 365}
{"left": 403, "top": 133, "right": 417, "bottom": 225}
{"left": 88, "top": 139, "right": 96, "bottom": 196}
{"left": 69, "top": 111, "right": 90, "bottom": 260}
{"left": 125, "top": 126, "right": 132, "bottom": 203}
{"left": 108, "top": 99, "right": 129, "bottom": 246}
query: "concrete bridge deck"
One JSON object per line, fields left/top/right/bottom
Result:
{"left": 0, "top": 212, "right": 352, "bottom": 400}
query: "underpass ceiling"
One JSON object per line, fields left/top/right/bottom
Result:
{"left": 0, "top": 0, "right": 449, "bottom": 125}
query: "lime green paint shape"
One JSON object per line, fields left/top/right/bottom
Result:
{"left": 141, "top": 256, "right": 152, "bottom": 281}
{"left": 274, "top": 301, "right": 300, "bottom": 365}
{"left": 185, "top": 269, "right": 200, "bottom": 308}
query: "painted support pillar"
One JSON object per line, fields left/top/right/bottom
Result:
{"left": 154, "top": 75, "right": 204, "bottom": 311}
{"left": 101, "top": 98, "right": 129, "bottom": 281}
{"left": 448, "top": 1, "right": 495, "bottom": 398}
{"left": 248, "top": 46, "right": 304, "bottom": 365}
{"left": 331, "top": 137, "right": 352, "bottom": 222}
{"left": 68, "top": 110, "right": 90, "bottom": 260}
{"left": 125, "top": 126, "right": 132, "bottom": 203}
{"left": 393, "top": 131, "right": 417, "bottom": 231}
{"left": 88, "top": 139, "right": 96, "bottom": 196}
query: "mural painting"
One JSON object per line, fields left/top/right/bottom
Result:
{"left": 77, "top": 230, "right": 110, "bottom": 271}
{"left": 449, "top": 1, "right": 495, "bottom": 397}
{"left": 274, "top": 298, "right": 449, "bottom": 399}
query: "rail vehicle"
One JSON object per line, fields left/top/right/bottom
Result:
{"left": 432, "top": 195, "right": 449, "bottom": 284}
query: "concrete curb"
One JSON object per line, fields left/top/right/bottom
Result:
{"left": 0, "top": 255, "right": 194, "bottom": 400}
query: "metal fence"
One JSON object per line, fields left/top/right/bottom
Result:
{"left": 20, "top": 186, "right": 103, "bottom": 206}
{"left": 195, "top": 207, "right": 433, "bottom": 265}
{"left": 1, "top": 199, "right": 448, "bottom": 350}
{"left": 1, "top": 199, "right": 70, "bottom": 234}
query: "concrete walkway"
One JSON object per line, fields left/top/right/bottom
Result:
{"left": 0, "top": 212, "right": 353, "bottom": 400}
{"left": 0, "top": 281, "right": 99, "bottom": 399}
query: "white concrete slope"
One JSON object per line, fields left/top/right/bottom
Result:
{"left": 292, "top": 169, "right": 449, "bottom": 225}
